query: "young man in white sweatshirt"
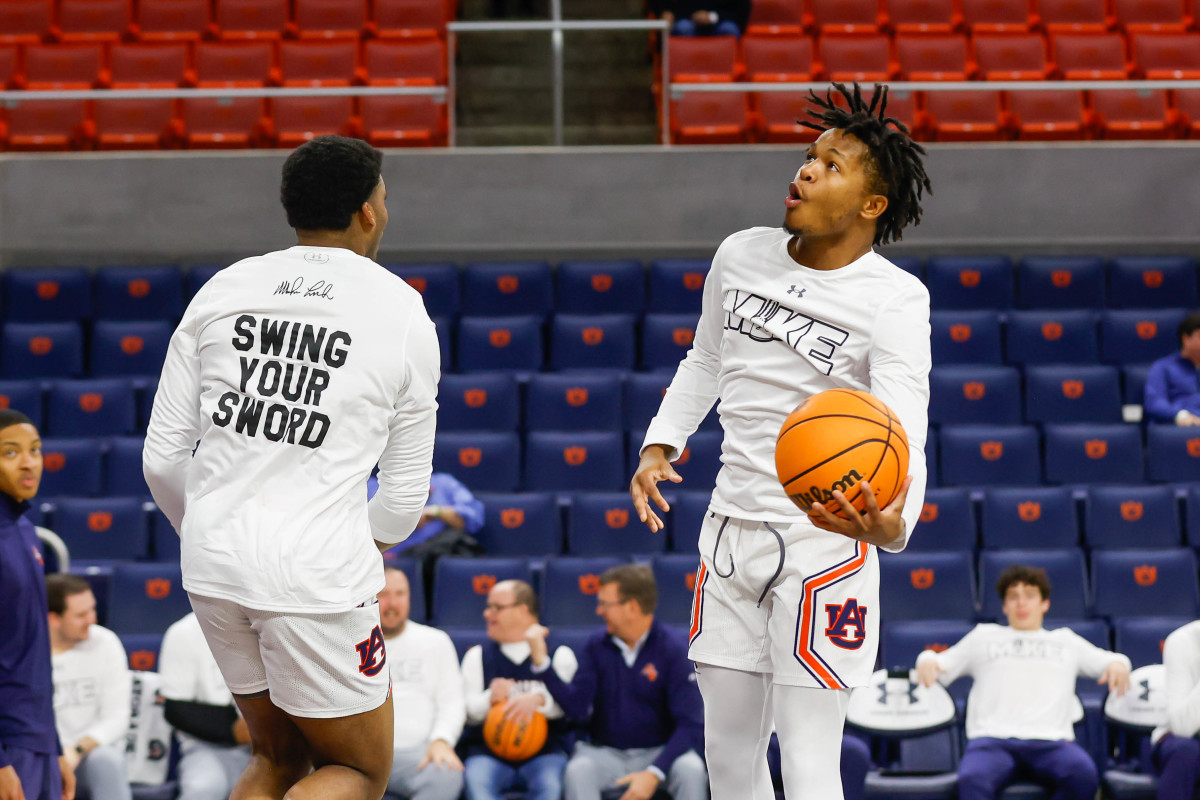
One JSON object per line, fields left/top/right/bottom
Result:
{"left": 916, "top": 564, "right": 1131, "bottom": 800}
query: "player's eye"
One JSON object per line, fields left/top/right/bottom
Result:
{"left": 804, "top": 153, "right": 816, "bottom": 162}
{"left": 829, "top": 162, "right": 840, "bottom": 172}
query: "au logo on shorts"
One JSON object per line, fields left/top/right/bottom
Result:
{"left": 824, "top": 600, "right": 868, "bottom": 650}
{"left": 355, "top": 625, "right": 387, "bottom": 677}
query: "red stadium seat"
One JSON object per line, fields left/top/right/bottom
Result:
{"left": 214, "top": 0, "right": 289, "bottom": 40}
{"left": 363, "top": 39, "right": 446, "bottom": 85}
{"left": 962, "top": 0, "right": 1037, "bottom": 32}
{"left": 1132, "top": 33, "right": 1200, "bottom": 78}
{"left": 109, "top": 43, "right": 189, "bottom": 87}
{"left": 292, "top": 0, "right": 368, "bottom": 40}
{"left": 0, "top": 46, "right": 18, "bottom": 89}
{"left": 1039, "top": 0, "right": 1115, "bottom": 32}
{"left": 807, "top": 0, "right": 888, "bottom": 33}
{"left": 895, "top": 34, "right": 972, "bottom": 80}
{"left": 0, "top": 0, "right": 54, "bottom": 46}
{"left": 754, "top": 91, "right": 822, "bottom": 142}
{"left": 5, "top": 99, "right": 93, "bottom": 150}
{"left": 181, "top": 97, "right": 265, "bottom": 147}
{"left": 269, "top": 97, "right": 357, "bottom": 147}
{"left": 134, "top": 0, "right": 211, "bottom": 41}
{"left": 741, "top": 35, "right": 817, "bottom": 81}
{"left": 819, "top": 35, "right": 896, "bottom": 81}
{"left": 1090, "top": 88, "right": 1177, "bottom": 138}
{"left": 671, "top": 93, "right": 750, "bottom": 144}
{"left": 667, "top": 36, "right": 740, "bottom": 82}
{"left": 1175, "top": 89, "right": 1200, "bottom": 137}
{"left": 194, "top": 41, "right": 278, "bottom": 86}
{"left": 279, "top": 41, "right": 361, "bottom": 87}
{"left": 360, "top": 95, "right": 445, "bottom": 146}
{"left": 1007, "top": 89, "right": 1092, "bottom": 138}
{"left": 879, "top": 88, "right": 923, "bottom": 135}
{"left": 24, "top": 44, "right": 106, "bottom": 90}
{"left": 922, "top": 90, "right": 1008, "bottom": 140}
{"left": 1053, "top": 33, "right": 1133, "bottom": 78}
{"left": 56, "top": 0, "right": 131, "bottom": 43}
{"left": 368, "top": 0, "right": 447, "bottom": 39}
{"left": 93, "top": 99, "right": 180, "bottom": 149}
{"left": 889, "top": 0, "right": 964, "bottom": 33}
{"left": 745, "top": 0, "right": 806, "bottom": 36}
{"left": 973, "top": 33, "right": 1051, "bottom": 79}
{"left": 1114, "top": 0, "right": 1192, "bottom": 31}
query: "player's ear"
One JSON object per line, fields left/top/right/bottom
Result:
{"left": 359, "top": 201, "right": 377, "bottom": 230}
{"left": 860, "top": 193, "right": 888, "bottom": 222}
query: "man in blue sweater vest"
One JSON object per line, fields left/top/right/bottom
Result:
{"left": 528, "top": 564, "right": 708, "bottom": 800}
{"left": 0, "top": 409, "right": 75, "bottom": 800}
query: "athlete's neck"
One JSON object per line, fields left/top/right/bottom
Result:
{"left": 295, "top": 231, "right": 369, "bottom": 258}
{"left": 788, "top": 234, "right": 873, "bottom": 272}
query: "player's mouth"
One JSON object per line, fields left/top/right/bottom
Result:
{"left": 785, "top": 182, "right": 804, "bottom": 209}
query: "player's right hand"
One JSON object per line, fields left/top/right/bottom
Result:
{"left": 915, "top": 658, "right": 942, "bottom": 688}
{"left": 0, "top": 765, "right": 26, "bottom": 800}
{"left": 489, "top": 678, "right": 515, "bottom": 704}
{"left": 630, "top": 445, "right": 682, "bottom": 533}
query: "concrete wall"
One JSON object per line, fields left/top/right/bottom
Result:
{"left": 2, "top": 142, "right": 1199, "bottom": 267}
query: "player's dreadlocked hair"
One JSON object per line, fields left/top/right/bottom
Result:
{"left": 799, "top": 82, "right": 932, "bottom": 246}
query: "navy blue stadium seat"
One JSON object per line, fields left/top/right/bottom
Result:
{"left": 94, "top": 266, "right": 184, "bottom": 321}
{"left": 431, "top": 556, "right": 533, "bottom": 628}
{"left": 430, "top": 315, "right": 453, "bottom": 372}
{"left": 889, "top": 256, "right": 924, "bottom": 280}
{"left": 1108, "top": 256, "right": 1199, "bottom": 310}
{"left": 120, "top": 633, "right": 164, "bottom": 672}
{"left": 878, "top": 551, "right": 976, "bottom": 622}
{"left": 149, "top": 505, "right": 178, "bottom": 564}
{"left": 556, "top": 260, "right": 646, "bottom": 315}
{"left": 446, "top": 629, "right": 488, "bottom": 660}
{"left": 461, "top": 261, "right": 553, "bottom": 317}
{"left": 909, "top": 487, "right": 976, "bottom": 552}
{"left": 384, "top": 262, "right": 460, "bottom": 317}
{"left": 1, "top": 322, "right": 84, "bottom": 379}
{"left": 0, "top": 380, "right": 45, "bottom": 429}
{"left": 1122, "top": 364, "right": 1151, "bottom": 406}
{"left": 1113, "top": 616, "right": 1190, "bottom": 668}
{"left": 669, "top": 490, "right": 710, "bottom": 554}
{"left": 525, "top": 372, "right": 624, "bottom": 432}
{"left": 930, "top": 311, "right": 1003, "bottom": 365}
{"left": 925, "top": 256, "right": 1014, "bottom": 310}
{"left": 4, "top": 267, "right": 93, "bottom": 322}
{"left": 642, "top": 313, "right": 700, "bottom": 372}
{"left": 879, "top": 619, "right": 975, "bottom": 672}
{"left": 647, "top": 259, "right": 709, "bottom": 313}
{"left": 472, "top": 492, "right": 563, "bottom": 556}
{"left": 107, "top": 562, "right": 191, "bottom": 636}
{"left": 1005, "top": 311, "right": 1099, "bottom": 365}
{"left": 71, "top": 565, "right": 112, "bottom": 625}
{"left": 929, "top": 365, "right": 1021, "bottom": 425}
{"left": 455, "top": 315, "right": 544, "bottom": 373}
{"left": 549, "top": 314, "right": 637, "bottom": 372}
{"left": 46, "top": 378, "right": 137, "bottom": 437}
{"left": 541, "top": 555, "right": 627, "bottom": 626}
{"left": 385, "top": 557, "right": 427, "bottom": 623}
{"left": 630, "top": 429, "right": 723, "bottom": 496}
{"left": 980, "top": 487, "right": 1079, "bottom": 550}
{"left": 567, "top": 491, "right": 666, "bottom": 556}
{"left": 90, "top": 320, "right": 173, "bottom": 378}
{"left": 938, "top": 425, "right": 1041, "bottom": 487}
{"left": 185, "top": 264, "right": 224, "bottom": 298}
{"left": 1092, "top": 548, "right": 1200, "bottom": 619}
{"left": 39, "top": 438, "right": 104, "bottom": 497}
{"left": 650, "top": 553, "right": 702, "bottom": 628}
{"left": 52, "top": 496, "right": 148, "bottom": 562}
{"left": 1146, "top": 426, "right": 1200, "bottom": 483}
{"left": 1043, "top": 423, "right": 1144, "bottom": 485}
{"left": 437, "top": 373, "right": 520, "bottom": 431}
{"left": 1024, "top": 365, "right": 1122, "bottom": 424}
{"left": 524, "top": 431, "right": 625, "bottom": 492}
{"left": 1101, "top": 309, "right": 1188, "bottom": 365}
{"left": 1017, "top": 256, "right": 1105, "bottom": 309}
{"left": 624, "top": 371, "right": 719, "bottom": 432}
{"left": 1085, "top": 485, "right": 1181, "bottom": 549}
{"left": 978, "top": 548, "right": 1089, "bottom": 620}
{"left": 431, "top": 431, "right": 521, "bottom": 492}
{"left": 1188, "top": 486, "right": 1200, "bottom": 548}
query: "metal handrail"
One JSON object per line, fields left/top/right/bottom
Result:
{"left": 0, "top": 86, "right": 447, "bottom": 101}
{"left": 668, "top": 79, "right": 1200, "bottom": 93}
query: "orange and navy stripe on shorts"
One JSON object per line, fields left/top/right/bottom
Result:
{"left": 792, "top": 541, "right": 870, "bottom": 689}
{"left": 688, "top": 561, "right": 709, "bottom": 645}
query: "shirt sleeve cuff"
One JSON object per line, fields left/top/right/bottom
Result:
{"left": 1177, "top": 409, "right": 1194, "bottom": 424}
{"left": 530, "top": 658, "right": 552, "bottom": 674}
{"left": 647, "top": 765, "right": 666, "bottom": 782}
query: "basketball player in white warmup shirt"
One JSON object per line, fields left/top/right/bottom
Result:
{"left": 144, "top": 135, "right": 440, "bottom": 800}
{"left": 631, "top": 83, "right": 933, "bottom": 800}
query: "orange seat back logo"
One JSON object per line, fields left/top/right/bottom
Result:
{"left": 500, "top": 509, "right": 524, "bottom": 528}
{"left": 79, "top": 393, "right": 104, "bottom": 413}
{"left": 37, "top": 281, "right": 60, "bottom": 300}
{"left": 121, "top": 336, "right": 144, "bottom": 355}
{"left": 673, "top": 328, "right": 695, "bottom": 347}
{"left": 30, "top": 337, "right": 53, "bottom": 356}
{"left": 44, "top": 453, "right": 66, "bottom": 472}
{"left": 405, "top": 277, "right": 427, "bottom": 293}
{"left": 605, "top": 508, "right": 629, "bottom": 528}
{"left": 980, "top": 441, "right": 1003, "bottom": 461}
{"left": 1061, "top": 380, "right": 1084, "bottom": 399}
{"left": 591, "top": 274, "right": 613, "bottom": 292}
{"left": 1133, "top": 565, "right": 1157, "bottom": 586}
{"left": 496, "top": 276, "right": 519, "bottom": 294}
{"left": 920, "top": 503, "right": 938, "bottom": 523}
{"left": 464, "top": 389, "right": 487, "bottom": 408}
{"left": 129, "top": 650, "right": 156, "bottom": 671}
{"left": 959, "top": 270, "right": 980, "bottom": 288}
{"left": 963, "top": 382, "right": 986, "bottom": 401}
{"left": 1085, "top": 439, "right": 1108, "bottom": 459}
{"left": 1051, "top": 270, "right": 1072, "bottom": 288}
{"left": 910, "top": 568, "right": 935, "bottom": 589}
{"left": 458, "top": 447, "right": 482, "bottom": 467}
{"left": 949, "top": 324, "right": 971, "bottom": 343}
{"left": 145, "top": 578, "right": 171, "bottom": 599}
{"left": 489, "top": 330, "right": 511, "bottom": 348}
{"left": 1018, "top": 501, "right": 1041, "bottom": 522}
{"left": 1143, "top": 271, "right": 1163, "bottom": 288}
{"left": 88, "top": 512, "right": 112, "bottom": 532}
{"left": 563, "top": 446, "right": 588, "bottom": 466}
{"left": 1042, "top": 322, "right": 1063, "bottom": 341}
{"left": 1188, "top": 438, "right": 1200, "bottom": 458}
{"left": 127, "top": 279, "right": 151, "bottom": 298}
{"left": 565, "top": 388, "right": 588, "bottom": 407}
{"left": 578, "top": 574, "right": 601, "bottom": 594}
{"left": 473, "top": 574, "right": 496, "bottom": 594}
{"left": 1120, "top": 501, "right": 1143, "bottom": 522}
{"left": 582, "top": 327, "right": 604, "bottom": 346}
{"left": 682, "top": 272, "right": 704, "bottom": 291}
{"left": 1137, "top": 321, "right": 1157, "bottom": 339}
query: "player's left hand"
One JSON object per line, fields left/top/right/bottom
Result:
{"left": 1100, "top": 660, "right": 1131, "bottom": 696}
{"left": 419, "top": 739, "right": 464, "bottom": 772}
{"left": 504, "top": 692, "right": 544, "bottom": 724}
{"left": 616, "top": 770, "right": 662, "bottom": 800}
{"left": 809, "top": 476, "right": 912, "bottom": 549}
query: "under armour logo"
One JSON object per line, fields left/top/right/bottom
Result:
{"left": 877, "top": 680, "right": 918, "bottom": 705}
{"left": 1139, "top": 678, "right": 1151, "bottom": 702}
{"left": 787, "top": 285, "right": 805, "bottom": 298}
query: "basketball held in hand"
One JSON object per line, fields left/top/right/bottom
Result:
{"left": 776, "top": 388, "right": 909, "bottom": 519}
{"left": 483, "top": 703, "right": 548, "bottom": 761}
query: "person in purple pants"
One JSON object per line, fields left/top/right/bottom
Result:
{"left": 1152, "top": 620, "right": 1200, "bottom": 800}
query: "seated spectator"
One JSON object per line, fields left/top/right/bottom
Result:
{"left": 916, "top": 564, "right": 1130, "bottom": 800}
{"left": 159, "top": 611, "right": 252, "bottom": 800}
{"left": 1144, "top": 311, "right": 1200, "bottom": 425}
{"left": 460, "top": 580, "right": 577, "bottom": 800}
{"left": 525, "top": 564, "right": 708, "bottom": 800}
{"left": 47, "top": 573, "right": 132, "bottom": 800}
{"left": 649, "top": 0, "right": 750, "bottom": 37}
{"left": 1152, "top": 620, "right": 1200, "bottom": 800}
{"left": 378, "top": 566, "right": 465, "bottom": 800}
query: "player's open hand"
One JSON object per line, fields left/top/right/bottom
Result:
{"left": 419, "top": 739, "right": 464, "bottom": 772}
{"left": 630, "top": 444, "right": 682, "bottom": 533}
{"left": 915, "top": 657, "right": 943, "bottom": 688}
{"left": 1100, "top": 660, "right": 1131, "bottom": 696}
{"left": 0, "top": 765, "right": 26, "bottom": 800}
{"left": 809, "top": 476, "right": 912, "bottom": 549}
{"left": 504, "top": 692, "right": 543, "bottom": 725}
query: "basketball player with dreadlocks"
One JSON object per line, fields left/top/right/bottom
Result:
{"left": 630, "top": 82, "right": 933, "bottom": 800}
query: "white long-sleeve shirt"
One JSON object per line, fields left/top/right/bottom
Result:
{"left": 158, "top": 612, "right": 239, "bottom": 753}
{"left": 1155, "top": 619, "right": 1200, "bottom": 743}
{"left": 461, "top": 642, "right": 578, "bottom": 724}
{"left": 52, "top": 625, "right": 130, "bottom": 749}
{"left": 386, "top": 622, "right": 466, "bottom": 749}
{"left": 917, "top": 624, "right": 1131, "bottom": 741}
{"left": 643, "top": 227, "right": 930, "bottom": 550}
{"left": 144, "top": 246, "right": 440, "bottom": 612}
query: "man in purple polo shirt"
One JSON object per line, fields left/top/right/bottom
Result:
{"left": 1145, "top": 311, "right": 1200, "bottom": 425}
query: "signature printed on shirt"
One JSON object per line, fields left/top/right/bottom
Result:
{"left": 274, "top": 277, "right": 335, "bottom": 300}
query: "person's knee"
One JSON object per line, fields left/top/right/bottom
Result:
{"left": 668, "top": 751, "right": 709, "bottom": 797}
{"left": 418, "top": 768, "right": 464, "bottom": 800}
{"left": 957, "top": 757, "right": 1005, "bottom": 794}
{"left": 563, "top": 754, "right": 598, "bottom": 789}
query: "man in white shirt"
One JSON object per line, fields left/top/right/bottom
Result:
{"left": 158, "top": 612, "right": 252, "bottom": 800}
{"left": 378, "top": 566, "right": 464, "bottom": 800}
{"left": 144, "top": 135, "right": 440, "bottom": 800}
{"left": 1151, "top": 620, "right": 1200, "bottom": 800}
{"left": 630, "top": 81, "right": 933, "bottom": 800}
{"left": 46, "top": 574, "right": 132, "bottom": 800}
{"left": 916, "top": 564, "right": 1131, "bottom": 800}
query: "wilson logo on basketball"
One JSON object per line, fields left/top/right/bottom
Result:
{"left": 1120, "top": 501, "right": 1144, "bottom": 522}
{"left": 459, "top": 448, "right": 482, "bottom": 467}
{"left": 591, "top": 274, "right": 613, "bottom": 292}
{"left": 563, "top": 447, "right": 587, "bottom": 466}
{"left": 566, "top": 388, "right": 588, "bottom": 407}
{"left": 685, "top": 572, "right": 697, "bottom": 591}
{"left": 962, "top": 382, "right": 986, "bottom": 401}
{"left": 1137, "top": 321, "right": 1158, "bottom": 339}
{"left": 959, "top": 270, "right": 981, "bottom": 288}
{"left": 1085, "top": 440, "right": 1108, "bottom": 459}
{"left": 949, "top": 324, "right": 972, "bottom": 342}
{"left": 1050, "top": 270, "right": 1073, "bottom": 288}
{"left": 500, "top": 509, "right": 524, "bottom": 528}
{"left": 127, "top": 279, "right": 151, "bottom": 298}
{"left": 129, "top": 651, "right": 156, "bottom": 671}
{"left": 673, "top": 328, "right": 695, "bottom": 347}
{"left": 920, "top": 503, "right": 939, "bottom": 523}
{"left": 578, "top": 574, "right": 601, "bottom": 594}
{"left": 1188, "top": 438, "right": 1200, "bottom": 458}
{"left": 1018, "top": 501, "right": 1041, "bottom": 522}
{"left": 910, "top": 569, "right": 935, "bottom": 590}
{"left": 473, "top": 575, "right": 497, "bottom": 594}
{"left": 824, "top": 599, "right": 868, "bottom": 650}
{"left": 683, "top": 272, "right": 704, "bottom": 290}
{"left": 87, "top": 512, "right": 112, "bottom": 532}
{"left": 405, "top": 277, "right": 427, "bottom": 293}
{"left": 1143, "top": 271, "right": 1164, "bottom": 288}
{"left": 37, "top": 281, "right": 59, "bottom": 300}
{"left": 1061, "top": 380, "right": 1084, "bottom": 399}
{"left": 1134, "top": 565, "right": 1158, "bottom": 586}
{"left": 121, "top": 336, "right": 144, "bottom": 355}
{"left": 464, "top": 389, "right": 488, "bottom": 408}
{"left": 145, "top": 578, "right": 171, "bottom": 599}
{"left": 489, "top": 330, "right": 512, "bottom": 348}
{"left": 605, "top": 509, "right": 629, "bottom": 528}
{"left": 496, "top": 276, "right": 519, "bottom": 294}
{"left": 676, "top": 446, "right": 692, "bottom": 465}
{"left": 582, "top": 328, "right": 604, "bottom": 346}
{"left": 44, "top": 453, "right": 65, "bottom": 472}
{"left": 1042, "top": 322, "right": 1063, "bottom": 341}
{"left": 79, "top": 393, "right": 104, "bottom": 413}
{"left": 30, "top": 337, "right": 53, "bottom": 356}
{"left": 980, "top": 441, "right": 1003, "bottom": 461}
{"left": 641, "top": 663, "right": 658, "bottom": 682}
{"left": 792, "top": 469, "right": 863, "bottom": 511}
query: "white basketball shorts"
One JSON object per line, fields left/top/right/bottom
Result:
{"left": 686, "top": 509, "right": 880, "bottom": 689}
{"left": 189, "top": 593, "right": 391, "bottom": 719}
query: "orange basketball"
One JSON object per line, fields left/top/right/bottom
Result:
{"left": 483, "top": 703, "right": 548, "bottom": 762}
{"left": 775, "top": 388, "right": 909, "bottom": 520}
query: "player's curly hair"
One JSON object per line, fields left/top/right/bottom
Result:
{"left": 280, "top": 135, "right": 383, "bottom": 232}
{"left": 799, "top": 82, "right": 932, "bottom": 246}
